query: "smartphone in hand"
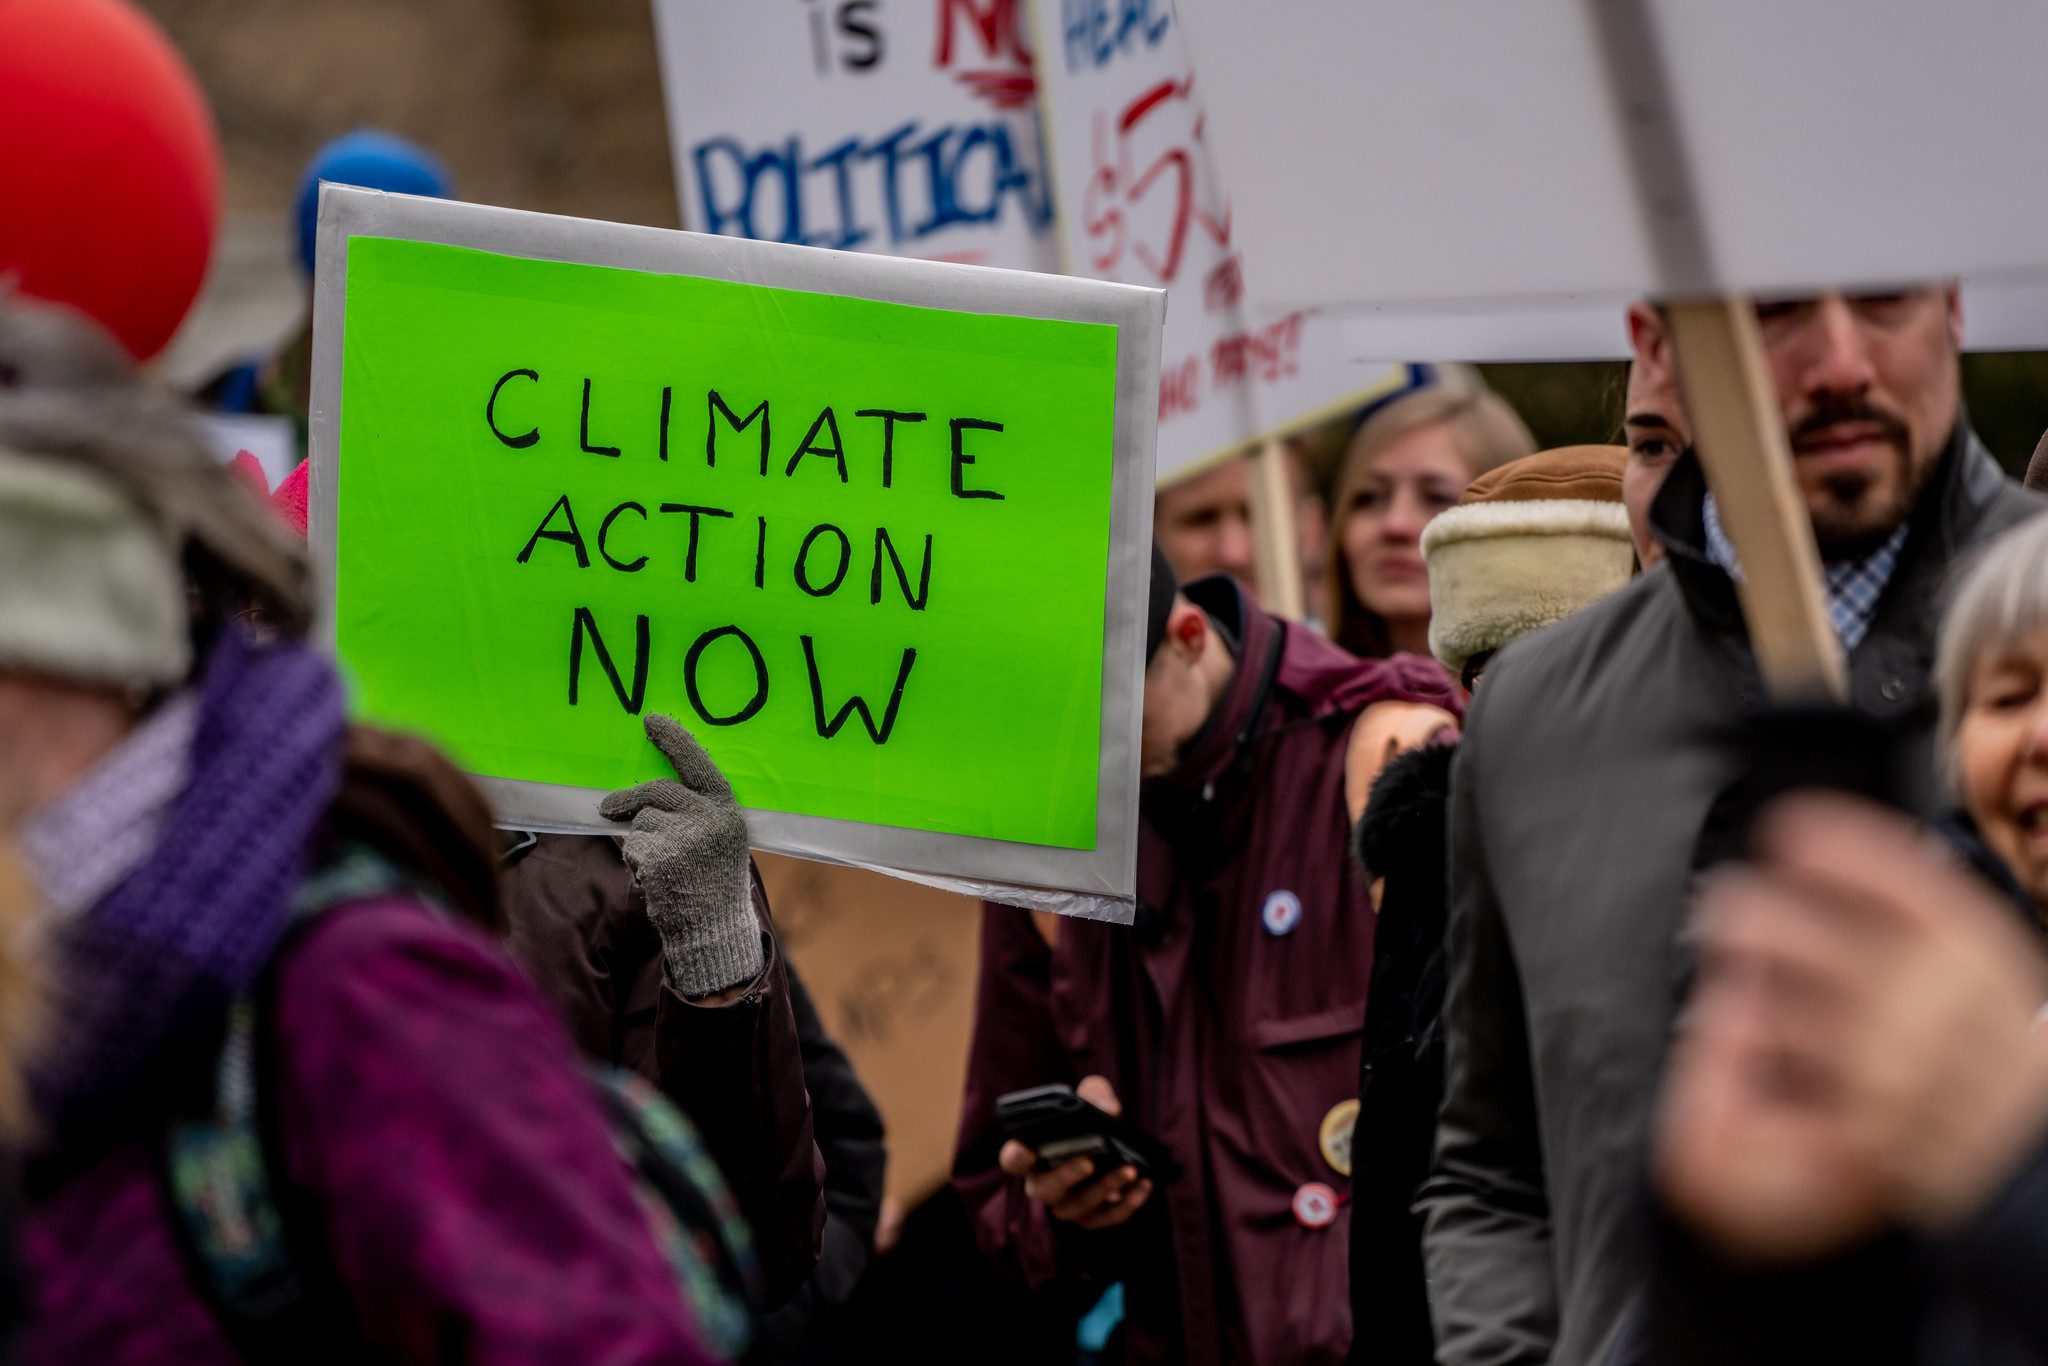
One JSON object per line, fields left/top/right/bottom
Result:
{"left": 994, "top": 1083, "right": 1174, "bottom": 1184}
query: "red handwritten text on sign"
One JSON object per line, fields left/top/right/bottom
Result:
{"left": 935, "top": 0, "right": 1036, "bottom": 110}
{"left": 1081, "top": 74, "right": 1231, "bottom": 287}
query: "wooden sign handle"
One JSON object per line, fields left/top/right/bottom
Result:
{"left": 1248, "top": 440, "right": 1307, "bottom": 621}
{"left": 1662, "top": 298, "right": 1847, "bottom": 703}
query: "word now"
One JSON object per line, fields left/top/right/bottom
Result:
{"left": 691, "top": 120, "right": 1051, "bottom": 251}
{"left": 485, "top": 370, "right": 1008, "bottom": 499}
{"left": 568, "top": 608, "right": 918, "bottom": 746}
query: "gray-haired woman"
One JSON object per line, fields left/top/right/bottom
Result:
{"left": 1935, "top": 512, "right": 2048, "bottom": 913}
{"left": 1641, "top": 511, "right": 2048, "bottom": 1365}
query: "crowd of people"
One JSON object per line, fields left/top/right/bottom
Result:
{"left": 11, "top": 13, "right": 2048, "bottom": 1364}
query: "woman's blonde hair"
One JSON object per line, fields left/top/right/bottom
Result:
{"left": 1325, "top": 370, "right": 1536, "bottom": 657}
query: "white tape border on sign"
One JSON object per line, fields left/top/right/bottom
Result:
{"left": 307, "top": 185, "right": 1163, "bottom": 920}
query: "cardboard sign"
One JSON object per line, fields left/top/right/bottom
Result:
{"left": 1027, "top": 0, "right": 1407, "bottom": 479}
{"left": 758, "top": 852, "right": 980, "bottom": 1207}
{"left": 1178, "top": 0, "right": 2048, "bottom": 360}
{"left": 308, "top": 187, "right": 1161, "bottom": 913}
{"left": 651, "top": 0, "right": 1056, "bottom": 272}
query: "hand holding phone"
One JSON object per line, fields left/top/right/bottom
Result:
{"left": 996, "top": 1076, "right": 1162, "bottom": 1231}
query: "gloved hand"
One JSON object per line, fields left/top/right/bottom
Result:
{"left": 599, "top": 713, "right": 763, "bottom": 998}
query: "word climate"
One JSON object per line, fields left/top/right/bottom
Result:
{"left": 493, "top": 368, "right": 1009, "bottom": 747}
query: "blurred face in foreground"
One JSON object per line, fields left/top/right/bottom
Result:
{"left": 0, "top": 672, "right": 136, "bottom": 834}
{"left": 1956, "top": 624, "right": 2048, "bottom": 907}
{"left": 1632, "top": 286, "right": 1963, "bottom": 558}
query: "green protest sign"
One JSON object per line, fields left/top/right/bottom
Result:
{"left": 312, "top": 189, "right": 1161, "bottom": 909}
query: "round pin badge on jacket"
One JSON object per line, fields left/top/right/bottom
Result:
{"left": 1319, "top": 1098, "right": 1359, "bottom": 1177}
{"left": 1292, "top": 1181, "right": 1339, "bottom": 1229}
{"left": 1260, "top": 889, "right": 1302, "bottom": 936}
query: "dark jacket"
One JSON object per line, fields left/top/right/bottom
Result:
{"left": 503, "top": 835, "right": 827, "bottom": 1307}
{"left": 952, "top": 576, "right": 1463, "bottom": 1366}
{"left": 750, "top": 963, "right": 888, "bottom": 1363}
{"left": 1417, "top": 427, "right": 2041, "bottom": 1366}
{"left": 1349, "top": 742, "right": 1457, "bottom": 1366}
{"left": 1631, "top": 1147, "right": 2048, "bottom": 1366}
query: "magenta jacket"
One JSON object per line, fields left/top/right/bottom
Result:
{"left": 953, "top": 576, "right": 1462, "bottom": 1366}
{"left": 23, "top": 895, "right": 715, "bottom": 1364}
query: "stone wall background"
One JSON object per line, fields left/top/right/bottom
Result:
{"left": 139, "top": 0, "right": 679, "bottom": 226}
{"left": 141, "top": 0, "right": 685, "bottom": 384}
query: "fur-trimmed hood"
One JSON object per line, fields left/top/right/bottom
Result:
{"left": 1420, "top": 448, "right": 1635, "bottom": 677}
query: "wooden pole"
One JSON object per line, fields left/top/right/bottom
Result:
{"left": 1582, "top": 0, "right": 1844, "bottom": 703}
{"left": 1248, "top": 439, "right": 1306, "bottom": 620}
{"left": 1662, "top": 298, "right": 1847, "bottom": 703}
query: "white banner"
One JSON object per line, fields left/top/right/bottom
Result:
{"left": 1028, "top": 0, "right": 1406, "bottom": 480}
{"left": 1180, "top": 0, "right": 2048, "bottom": 361}
{"left": 652, "top": 0, "right": 1056, "bottom": 273}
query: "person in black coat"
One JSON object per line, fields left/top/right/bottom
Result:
{"left": 1350, "top": 742, "right": 1456, "bottom": 1366}
{"left": 1347, "top": 447, "right": 1638, "bottom": 1365}
{"left": 752, "top": 963, "right": 887, "bottom": 1364}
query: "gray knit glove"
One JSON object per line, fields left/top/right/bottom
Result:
{"left": 599, "top": 713, "right": 763, "bottom": 998}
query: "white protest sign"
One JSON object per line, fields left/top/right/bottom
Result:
{"left": 651, "top": 0, "right": 1056, "bottom": 272}
{"left": 307, "top": 187, "right": 1163, "bottom": 918}
{"left": 1029, "top": 0, "right": 1407, "bottom": 479}
{"left": 1178, "top": 0, "right": 2048, "bottom": 360}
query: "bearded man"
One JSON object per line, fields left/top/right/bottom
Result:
{"left": 1418, "top": 287, "right": 2041, "bottom": 1366}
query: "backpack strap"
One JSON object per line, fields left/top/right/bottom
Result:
{"left": 163, "top": 845, "right": 764, "bottom": 1363}
{"left": 160, "top": 844, "right": 410, "bottom": 1362}
{"left": 589, "top": 1069, "right": 761, "bottom": 1359}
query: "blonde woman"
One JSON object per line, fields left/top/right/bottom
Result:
{"left": 1326, "top": 369, "right": 1536, "bottom": 659}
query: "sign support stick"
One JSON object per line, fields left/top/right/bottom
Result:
{"left": 1587, "top": 0, "right": 1844, "bottom": 702}
{"left": 1663, "top": 298, "right": 1846, "bottom": 702}
{"left": 1248, "top": 439, "right": 1306, "bottom": 620}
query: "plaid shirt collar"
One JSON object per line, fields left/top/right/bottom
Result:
{"left": 1702, "top": 495, "right": 1908, "bottom": 654}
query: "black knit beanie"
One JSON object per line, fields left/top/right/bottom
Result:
{"left": 1146, "top": 543, "right": 1177, "bottom": 663}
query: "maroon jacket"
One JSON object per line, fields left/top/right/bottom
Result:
{"left": 952, "top": 577, "right": 1462, "bottom": 1366}
{"left": 503, "top": 836, "right": 827, "bottom": 1306}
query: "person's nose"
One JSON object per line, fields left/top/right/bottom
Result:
{"left": 2024, "top": 696, "right": 2048, "bottom": 766}
{"left": 1380, "top": 487, "right": 1429, "bottom": 542}
{"left": 1218, "top": 513, "right": 1256, "bottom": 576}
{"left": 1797, "top": 295, "right": 1876, "bottom": 404}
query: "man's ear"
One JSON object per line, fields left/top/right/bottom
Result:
{"left": 1628, "top": 302, "right": 1674, "bottom": 394}
{"left": 1944, "top": 280, "right": 1965, "bottom": 351}
{"left": 1165, "top": 599, "right": 1206, "bottom": 663}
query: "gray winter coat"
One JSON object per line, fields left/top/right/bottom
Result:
{"left": 1417, "top": 426, "right": 2040, "bottom": 1366}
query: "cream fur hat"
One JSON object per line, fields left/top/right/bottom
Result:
{"left": 0, "top": 453, "right": 189, "bottom": 687}
{"left": 1421, "top": 445, "right": 1634, "bottom": 679}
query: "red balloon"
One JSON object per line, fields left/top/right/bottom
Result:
{"left": 0, "top": 0, "right": 221, "bottom": 361}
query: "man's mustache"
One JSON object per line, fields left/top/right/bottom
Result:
{"left": 1789, "top": 397, "right": 1909, "bottom": 451}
